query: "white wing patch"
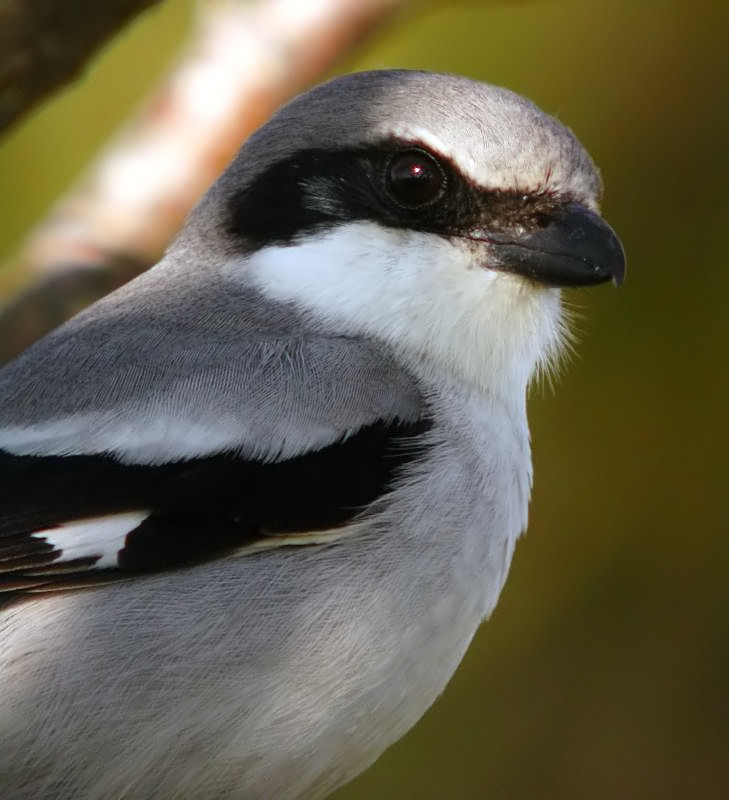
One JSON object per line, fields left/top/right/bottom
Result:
{"left": 32, "top": 511, "right": 150, "bottom": 570}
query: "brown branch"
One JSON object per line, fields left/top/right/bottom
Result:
{"left": 0, "top": 0, "right": 162, "bottom": 131}
{"left": 0, "top": 0, "right": 410, "bottom": 364}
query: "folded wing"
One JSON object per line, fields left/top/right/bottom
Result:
{"left": 0, "top": 278, "right": 428, "bottom": 596}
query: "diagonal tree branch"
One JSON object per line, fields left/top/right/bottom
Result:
{"left": 0, "top": 0, "right": 163, "bottom": 132}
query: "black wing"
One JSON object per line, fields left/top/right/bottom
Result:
{"left": 0, "top": 417, "right": 430, "bottom": 598}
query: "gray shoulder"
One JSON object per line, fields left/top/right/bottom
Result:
{"left": 0, "top": 268, "right": 423, "bottom": 464}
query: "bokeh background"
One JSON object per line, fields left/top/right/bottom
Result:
{"left": 2, "top": 1, "right": 727, "bottom": 798}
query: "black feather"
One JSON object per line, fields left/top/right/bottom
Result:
{"left": 0, "top": 417, "right": 430, "bottom": 594}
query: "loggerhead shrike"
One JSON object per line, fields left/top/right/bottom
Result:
{"left": 0, "top": 70, "right": 624, "bottom": 799}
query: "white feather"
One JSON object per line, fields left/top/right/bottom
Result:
{"left": 241, "top": 221, "right": 564, "bottom": 397}
{"left": 32, "top": 511, "right": 149, "bottom": 569}
{"left": 0, "top": 410, "right": 343, "bottom": 465}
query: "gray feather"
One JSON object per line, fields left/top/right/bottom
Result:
{"left": 0, "top": 272, "right": 422, "bottom": 463}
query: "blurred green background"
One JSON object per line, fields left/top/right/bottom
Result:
{"left": 2, "top": 0, "right": 727, "bottom": 798}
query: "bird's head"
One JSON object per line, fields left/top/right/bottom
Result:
{"left": 181, "top": 70, "right": 625, "bottom": 395}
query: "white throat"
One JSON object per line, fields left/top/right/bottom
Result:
{"left": 238, "top": 221, "right": 565, "bottom": 399}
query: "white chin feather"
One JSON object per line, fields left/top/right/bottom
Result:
{"left": 241, "top": 221, "right": 565, "bottom": 396}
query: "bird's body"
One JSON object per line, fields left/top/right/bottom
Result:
{"left": 0, "top": 71, "right": 623, "bottom": 798}
{"left": 1, "top": 399, "right": 520, "bottom": 798}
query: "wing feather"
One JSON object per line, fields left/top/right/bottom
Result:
{"left": 0, "top": 280, "right": 421, "bottom": 464}
{"left": 0, "top": 268, "right": 428, "bottom": 599}
{"left": 0, "top": 418, "right": 430, "bottom": 596}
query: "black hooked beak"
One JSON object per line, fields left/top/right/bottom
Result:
{"left": 477, "top": 202, "right": 626, "bottom": 288}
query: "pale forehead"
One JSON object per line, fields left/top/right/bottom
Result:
{"left": 381, "top": 119, "right": 585, "bottom": 199}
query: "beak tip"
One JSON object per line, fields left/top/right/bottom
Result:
{"left": 609, "top": 242, "right": 627, "bottom": 288}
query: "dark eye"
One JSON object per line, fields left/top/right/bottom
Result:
{"left": 385, "top": 149, "right": 446, "bottom": 210}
